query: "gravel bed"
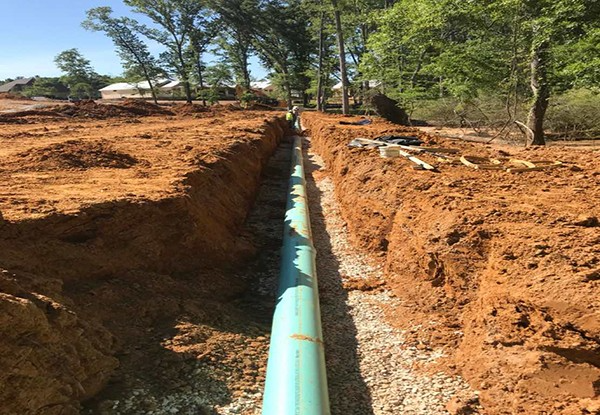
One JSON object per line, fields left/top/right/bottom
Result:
{"left": 304, "top": 141, "right": 479, "bottom": 414}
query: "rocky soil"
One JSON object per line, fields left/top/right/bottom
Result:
{"left": 305, "top": 145, "right": 480, "bottom": 414}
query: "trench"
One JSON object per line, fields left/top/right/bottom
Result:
{"left": 0, "top": 117, "right": 482, "bottom": 415}
{"left": 79, "top": 132, "right": 476, "bottom": 415}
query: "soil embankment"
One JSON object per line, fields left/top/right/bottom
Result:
{"left": 302, "top": 111, "right": 599, "bottom": 415}
{"left": 0, "top": 105, "right": 287, "bottom": 414}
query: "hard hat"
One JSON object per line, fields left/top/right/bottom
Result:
{"left": 292, "top": 106, "right": 299, "bottom": 111}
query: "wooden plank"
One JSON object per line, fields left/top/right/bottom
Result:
{"left": 354, "top": 138, "right": 456, "bottom": 155}
{"left": 353, "top": 138, "right": 437, "bottom": 170}
{"left": 509, "top": 159, "right": 536, "bottom": 168}
{"left": 398, "top": 150, "right": 437, "bottom": 170}
{"left": 398, "top": 145, "right": 460, "bottom": 154}
{"left": 506, "top": 161, "right": 563, "bottom": 173}
{"left": 460, "top": 156, "right": 504, "bottom": 170}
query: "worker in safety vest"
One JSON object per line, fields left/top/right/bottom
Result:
{"left": 286, "top": 109, "right": 295, "bottom": 129}
{"left": 292, "top": 106, "right": 300, "bottom": 129}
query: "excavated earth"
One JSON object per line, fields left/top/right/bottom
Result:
{"left": 0, "top": 102, "right": 287, "bottom": 414}
{"left": 302, "top": 112, "right": 600, "bottom": 415}
{"left": 2, "top": 98, "right": 598, "bottom": 415}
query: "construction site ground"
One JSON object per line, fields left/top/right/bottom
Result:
{"left": 0, "top": 99, "right": 598, "bottom": 415}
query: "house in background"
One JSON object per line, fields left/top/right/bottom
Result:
{"left": 160, "top": 80, "right": 183, "bottom": 96}
{"left": 331, "top": 80, "right": 381, "bottom": 103}
{"left": 250, "top": 80, "right": 275, "bottom": 95}
{"left": 99, "top": 79, "right": 184, "bottom": 100}
{"left": 0, "top": 77, "right": 35, "bottom": 94}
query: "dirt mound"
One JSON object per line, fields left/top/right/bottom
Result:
{"left": 0, "top": 93, "right": 31, "bottom": 101}
{"left": 0, "top": 112, "right": 287, "bottom": 412}
{"left": 50, "top": 100, "right": 130, "bottom": 118}
{"left": 36, "top": 100, "right": 174, "bottom": 119}
{"left": 117, "top": 99, "right": 174, "bottom": 116}
{"left": 0, "top": 270, "right": 118, "bottom": 415}
{"left": 303, "top": 111, "right": 600, "bottom": 415}
{"left": 0, "top": 110, "right": 65, "bottom": 124}
{"left": 13, "top": 140, "right": 139, "bottom": 170}
{"left": 0, "top": 100, "right": 174, "bottom": 121}
{"left": 247, "top": 103, "right": 277, "bottom": 111}
{"left": 368, "top": 93, "right": 410, "bottom": 125}
{"left": 172, "top": 102, "right": 212, "bottom": 115}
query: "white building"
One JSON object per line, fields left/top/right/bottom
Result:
{"left": 99, "top": 79, "right": 182, "bottom": 100}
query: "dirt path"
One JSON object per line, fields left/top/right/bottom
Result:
{"left": 303, "top": 139, "right": 481, "bottom": 415}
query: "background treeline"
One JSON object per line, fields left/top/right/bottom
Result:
{"left": 5, "top": 0, "right": 599, "bottom": 144}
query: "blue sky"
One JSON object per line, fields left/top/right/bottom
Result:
{"left": 0, "top": 0, "right": 267, "bottom": 80}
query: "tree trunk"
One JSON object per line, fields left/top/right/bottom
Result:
{"left": 241, "top": 45, "right": 251, "bottom": 91}
{"left": 242, "top": 62, "right": 251, "bottom": 91}
{"left": 182, "top": 80, "right": 193, "bottom": 103}
{"left": 283, "top": 68, "right": 293, "bottom": 109}
{"left": 331, "top": 0, "right": 350, "bottom": 115}
{"left": 142, "top": 69, "right": 158, "bottom": 104}
{"left": 197, "top": 61, "right": 206, "bottom": 106}
{"left": 175, "top": 41, "right": 193, "bottom": 104}
{"left": 527, "top": 39, "right": 550, "bottom": 146}
{"left": 410, "top": 48, "right": 427, "bottom": 90}
{"left": 316, "top": 8, "right": 325, "bottom": 112}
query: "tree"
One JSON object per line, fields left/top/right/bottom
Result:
{"left": 54, "top": 49, "right": 108, "bottom": 97}
{"left": 331, "top": 0, "right": 350, "bottom": 114}
{"left": 199, "top": 62, "right": 234, "bottom": 104}
{"left": 211, "top": 0, "right": 313, "bottom": 108}
{"left": 21, "top": 77, "right": 70, "bottom": 99}
{"left": 519, "top": 0, "right": 600, "bottom": 145}
{"left": 71, "top": 82, "right": 94, "bottom": 99}
{"left": 215, "top": 34, "right": 252, "bottom": 90}
{"left": 359, "top": 0, "right": 600, "bottom": 144}
{"left": 208, "top": 0, "right": 257, "bottom": 91}
{"left": 54, "top": 49, "right": 97, "bottom": 84}
{"left": 124, "top": 0, "right": 207, "bottom": 103}
{"left": 315, "top": 5, "right": 327, "bottom": 110}
{"left": 83, "top": 7, "right": 163, "bottom": 104}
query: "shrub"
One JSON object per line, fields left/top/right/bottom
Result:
{"left": 545, "top": 88, "right": 600, "bottom": 139}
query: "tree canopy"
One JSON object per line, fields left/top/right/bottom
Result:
{"left": 60, "top": 0, "right": 600, "bottom": 141}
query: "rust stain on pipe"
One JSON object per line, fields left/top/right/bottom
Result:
{"left": 290, "top": 334, "right": 324, "bottom": 344}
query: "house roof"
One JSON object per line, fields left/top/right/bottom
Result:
{"left": 332, "top": 80, "right": 381, "bottom": 90}
{"left": 99, "top": 79, "right": 176, "bottom": 92}
{"left": 251, "top": 80, "right": 272, "bottom": 90}
{"left": 99, "top": 82, "right": 137, "bottom": 92}
{"left": 162, "top": 80, "right": 182, "bottom": 89}
{"left": 0, "top": 77, "right": 35, "bottom": 92}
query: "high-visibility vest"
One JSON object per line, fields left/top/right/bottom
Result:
{"left": 286, "top": 112, "right": 294, "bottom": 121}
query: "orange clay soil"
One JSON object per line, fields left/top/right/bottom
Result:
{"left": 302, "top": 111, "right": 599, "bottom": 415}
{"left": 0, "top": 105, "right": 287, "bottom": 414}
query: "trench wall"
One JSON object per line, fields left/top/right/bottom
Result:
{"left": 302, "top": 111, "right": 600, "bottom": 415}
{"left": 0, "top": 116, "right": 287, "bottom": 414}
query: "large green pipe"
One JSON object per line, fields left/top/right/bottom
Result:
{"left": 262, "top": 136, "right": 330, "bottom": 415}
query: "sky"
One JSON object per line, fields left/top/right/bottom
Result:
{"left": 0, "top": 0, "right": 268, "bottom": 80}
